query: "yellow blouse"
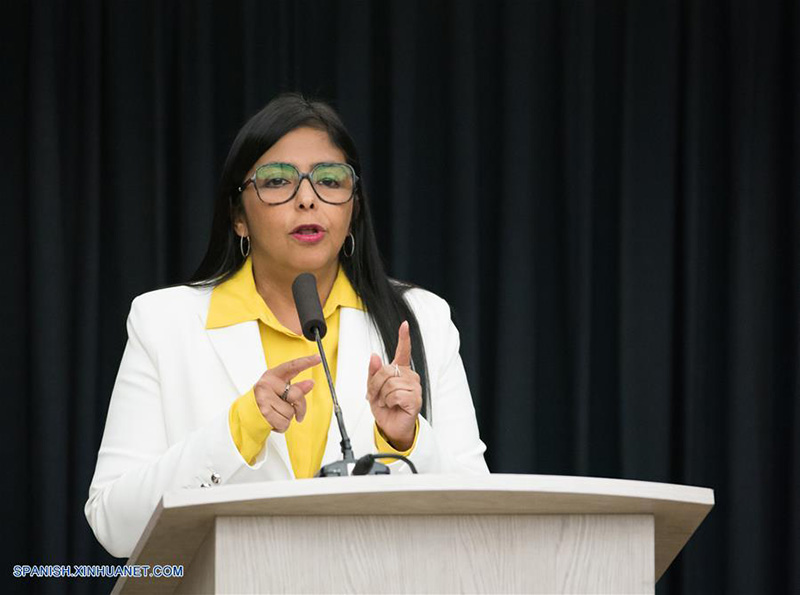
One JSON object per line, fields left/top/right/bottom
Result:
{"left": 206, "top": 257, "right": 415, "bottom": 477}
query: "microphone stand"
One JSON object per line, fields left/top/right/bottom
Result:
{"left": 291, "top": 272, "right": 392, "bottom": 477}
{"left": 313, "top": 327, "right": 357, "bottom": 476}
{"left": 313, "top": 326, "right": 390, "bottom": 477}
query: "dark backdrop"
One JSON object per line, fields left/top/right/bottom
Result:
{"left": 2, "top": 0, "right": 798, "bottom": 593}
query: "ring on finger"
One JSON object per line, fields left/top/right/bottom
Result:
{"left": 393, "top": 363, "right": 400, "bottom": 377}
{"left": 281, "top": 382, "right": 291, "bottom": 401}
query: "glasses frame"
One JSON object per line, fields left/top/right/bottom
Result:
{"left": 237, "top": 162, "right": 359, "bottom": 206}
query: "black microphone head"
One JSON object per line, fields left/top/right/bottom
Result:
{"left": 292, "top": 273, "right": 327, "bottom": 341}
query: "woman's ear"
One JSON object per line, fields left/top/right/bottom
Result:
{"left": 233, "top": 220, "right": 248, "bottom": 238}
{"left": 231, "top": 204, "right": 249, "bottom": 237}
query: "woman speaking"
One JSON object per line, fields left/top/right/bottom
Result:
{"left": 85, "top": 94, "right": 488, "bottom": 558}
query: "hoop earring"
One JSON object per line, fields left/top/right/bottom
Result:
{"left": 240, "top": 235, "right": 251, "bottom": 258}
{"left": 342, "top": 232, "right": 355, "bottom": 258}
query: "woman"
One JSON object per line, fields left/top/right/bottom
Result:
{"left": 85, "top": 93, "right": 488, "bottom": 558}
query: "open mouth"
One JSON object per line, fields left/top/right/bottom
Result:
{"left": 290, "top": 224, "right": 326, "bottom": 243}
{"left": 291, "top": 224, "right": 324, "bottom": 235}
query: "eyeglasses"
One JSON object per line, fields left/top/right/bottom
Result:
{"left": 237, "top": 162, "right": 358, "bottom": 205}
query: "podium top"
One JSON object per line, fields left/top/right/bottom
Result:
{"left": 121, "top": 474, "right": 713, "bottom": 593}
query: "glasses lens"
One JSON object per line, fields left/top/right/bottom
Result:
{"left": 311, "top": 164, "right": 355, "bottom": 203}
{"left": 254, "top": 163, "right": 299, "bottom": 203}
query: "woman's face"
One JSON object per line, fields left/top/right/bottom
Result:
{"left": 234, "top": 126, "right": 355, "bottom": 281}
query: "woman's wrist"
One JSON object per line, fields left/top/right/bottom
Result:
{"left": 376, "top": 422, "right": 415, "bottom": 452}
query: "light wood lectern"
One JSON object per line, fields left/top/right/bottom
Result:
{"left": 113, "top": 474, "right": 713, "bottom": 594}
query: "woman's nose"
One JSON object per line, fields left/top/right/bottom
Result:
{"left": 295, "top": 178, "right": 317, "bottom": 209}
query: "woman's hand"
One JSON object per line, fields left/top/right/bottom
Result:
{"left": 367, "top": 321, "right": 422, "bottom": 451}
{"left": 254, "top": 354, "right": 321, "bottom": 432}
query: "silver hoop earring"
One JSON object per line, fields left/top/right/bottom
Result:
{"left": 240, "top": 235, "right": 251, "bottom": 258}
{"left": 343, "top": 232, "right": 355, "bottom": 258}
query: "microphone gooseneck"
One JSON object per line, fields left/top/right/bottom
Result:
{"left": 291, "top": 272, "right": 417, "bottom": 477}
{"left": 313, "top": 326, "right": 353, "bottom": 465}
{"left": 292, "top": 273, "right": 355, "bottom": 475}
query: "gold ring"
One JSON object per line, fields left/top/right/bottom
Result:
{"left": 281, "top": 383, "right": 291, "bottom": 401}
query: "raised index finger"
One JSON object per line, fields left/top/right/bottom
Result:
{"left": 268, "top": 354, "right": 321, "bottom": 383}
{"left": 392, "top": 320, "right": 412, "bottom": 367}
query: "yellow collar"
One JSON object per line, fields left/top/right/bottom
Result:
{"left": 206, "top": 257, "right": 363, "bottom": 331}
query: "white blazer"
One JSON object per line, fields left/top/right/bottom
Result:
{"left": 84, "top": 283, "right": 489, "bottom": 558}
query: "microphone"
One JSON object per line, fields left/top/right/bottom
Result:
{"left": 292, "top": 273, "right": 414, "bottom": 477}
{"left": 292, "top": 273, "right": 355, "bottom": 476}
{"left": 292, "top": 273, "right": 327, "bottom": 341}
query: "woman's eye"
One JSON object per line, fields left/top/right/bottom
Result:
{"left": 318, "top": 178, "right": 340, "bottom": 188}
{"left": 261, "top": 177, "right": 289, "bottom": 188}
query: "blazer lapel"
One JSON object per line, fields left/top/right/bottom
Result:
{"left": 203, "top": 314, "right": 294, "bottom": 477}
{"left": 204, "top": 318, "right": 264, "bottom": 395}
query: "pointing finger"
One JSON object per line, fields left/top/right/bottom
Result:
{"left": 268, "top": 354, "right": 321, "bottom": 383}
{"left": 392, "top": 321, "right": 412, "bottom": 367}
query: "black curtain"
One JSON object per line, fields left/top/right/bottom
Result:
{"left": 3, "top": 1, "right": 798, "bottom": 593}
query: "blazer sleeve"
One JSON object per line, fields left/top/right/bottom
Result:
{"left": 83, "top": 295, "right": 257, "bottom": 558}
{"left": 383, "top": 289, "right": 489, "bottom": 475}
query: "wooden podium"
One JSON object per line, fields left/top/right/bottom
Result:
{"left": 113, "top": 474, "right": 713, "bottom": 594}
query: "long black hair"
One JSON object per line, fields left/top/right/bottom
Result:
{"left": 188, "top": 93, "right": 431, "bottom": 422}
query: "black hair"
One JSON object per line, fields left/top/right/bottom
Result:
{"left": 188, "top": 93, "right": 431, "bottom": 422}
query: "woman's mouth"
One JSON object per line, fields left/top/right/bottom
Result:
{"left": 290, "top": 224, "right": 326, "bottom": 244}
